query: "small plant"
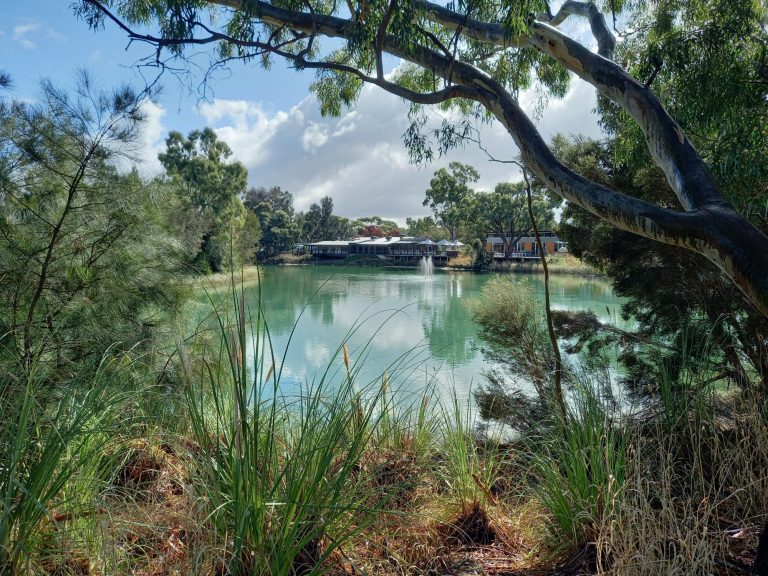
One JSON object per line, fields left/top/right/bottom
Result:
{"left": 438, "top": 390, "right": 504, "bottom": 513}
{"left": 0, "top": 362, "right": 118, "bottom": 574}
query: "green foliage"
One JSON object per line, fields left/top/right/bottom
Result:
{"left": 468, "top": 275, "right": 560, "bottom": 418}
{"left": 464, "top": 181, "right": 555, "bottom": 253}
{"left": 179, "top": 285, "right": 388, "bottom": 575}
{"left": 423, "top": 162, "right": 479, "bottom": 241}
{"left": 0, "top": 75, "right": 187, "bottom": 373}
{"left": 405, "top": 215, "right": 446, "bottom": 239}
{"left": 298, "top": 195, "right": 353, "bottom": 242}
{"left": 438, "top": 391, "right": 502, "bottom": 510}
{"left": 554, "top": 135, "right": 768, "bottom": 396}
{"left": 0, "top": 363, "right": 121, "bottom": 574}
{"left": 606, "top": 0, "right": 768, "bottom": 226}
{"left": 533, "top": 382, "right": 627, "bottom": 557}
{"left": 243, "top": 185, "right": 299, "bottom": 257}
{"left": 159, "top": 128, "right": 252, "bottom": 271}
{"left": 244, "top": 185, "right": 295, "bottom": 217}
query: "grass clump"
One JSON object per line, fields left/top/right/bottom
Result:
{"left": 0, "top": 363, "right": 121, "bottom": 574}
{"left": 179, "top": 285, "right": 389, "bottom": 575}
{"left": 532, "top": 383, "right": 627, "bottom": 563}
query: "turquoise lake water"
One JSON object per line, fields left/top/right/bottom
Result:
{"left": 195, "top": 265, "right": 624, "bottom": 403}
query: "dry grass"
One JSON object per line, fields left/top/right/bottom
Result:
{"left": 446, "top": 254, "right": 475, "bottom": 268}
{"left": 595, "top": 399, "right": 768, "bottom": 575}
{"left": 48, "top": 432, "right": 558, "bottom": 576}
{"left": 270, "top": 252, "right": 312, "bottom": 264}
{"left": 28, "top": 392, "right": 768, "bottom": 575}
{"left": 95, "top": 439, "right": 208, "bottom": 576}
{"left": 196, "top": 265, "right": 263, "bottom": 288}
{"left": 489, "top": 255, "right": 598, "bottom": 276}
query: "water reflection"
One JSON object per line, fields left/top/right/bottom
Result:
{"left": 198, "top": 266, "right": 623, "bottom": 401}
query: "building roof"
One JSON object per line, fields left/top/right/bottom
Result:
{"left": 349, "top": 236, "right": 421, "bottom": 245}
{"left": 309, "top": 236, "right": 441, "bottom": 247}
{"left": 306, "top": 240, "right": 351, "bottom": 247}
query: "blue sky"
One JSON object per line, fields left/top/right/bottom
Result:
{"left": 2, "top": 1, "right": 316, "bottom": 130}
{"left": 1, "top": 1, "right": 602, "bottom": 221}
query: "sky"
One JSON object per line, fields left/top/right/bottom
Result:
{"left": 1, "top": 1, "right": 604, "bottom": 222}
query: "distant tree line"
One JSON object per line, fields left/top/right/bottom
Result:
{"left": 156, "top": 129, "right": 557, "bottom": 270}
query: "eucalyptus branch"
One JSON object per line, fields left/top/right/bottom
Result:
{"left": 523, "top": 166, "right": 565, "bottom": 421}
{"left": 537, "top": 0, "right": 616, "bottom": 59}
{"left": 81, "top": 0, "right": 768, "bottom": 317}
{"left": 375, "top": 0, "right": 398, "bottom": 78}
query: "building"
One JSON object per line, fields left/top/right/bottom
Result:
{"left": 306, "top": 236, "right": 445, "bottom": 263}
{"left": 484, "top": 231, "right": 567, "bottom": 259}
{"left": 306, "top": 240, "right": 350, "bottom": 257}
{"left": 437, "top": 239, "right": 465, "bottom": 257}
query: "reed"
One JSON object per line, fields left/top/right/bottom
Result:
{"left": 532, "top": 380, "right": 627, "bottom": 560}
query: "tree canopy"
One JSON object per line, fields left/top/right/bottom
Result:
{"left": 466, "top": 181, "right": 555, "bottom": 254}
{"left": 0, "top": 75, "right": 187, "bottom": 372}
{"left": 423, "top": 162, "right": 479, "bottom": 241}
{"left": 298, "top": 196, "right": 353, "bottom": 242}
{"left": 75, "top": 0, "right": 768, "bottom": 316}
{"left": 244, "top": 185, "right": 295, "bottom": 217}
{"left": 159, "top": 128, "right": 255, "bottom": 271}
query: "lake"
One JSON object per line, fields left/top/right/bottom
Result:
{"left": 197, "top": 265, "right": 624, "bottom": 403}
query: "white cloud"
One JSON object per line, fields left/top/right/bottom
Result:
{"left": 199, "top": 99, "right": 303, "bottom": 167}
{"left": 301, "top": 122, "right": 330, "bottom": 151}
{"left": 195, "top": 76, "right": 603, "bottom": 222}
{"left": 120, "top": 99, "right": 167, "bottom": 177}
{"left": 13, "top": 21, "right": 39, "bottom": 49}
{"left": 45, "top": 29, "right": 66, "bottom": 43}
{"left": 12, "top": 19, "right": 65, "bottom": 50}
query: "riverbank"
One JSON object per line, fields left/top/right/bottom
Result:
{"left": 445, "top": 254, "right": 599, "bottom": 276}
{"left": 6, "top": 272, "right": 766, "bottom": 575}
{"left": 11, "top": 331, "right": 765, "bottom": 575}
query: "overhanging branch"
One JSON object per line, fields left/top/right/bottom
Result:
{"left": 537, "top": 0, "right": 615, "bottom": 59}
{"left": 81, "top": 0, "right": 768, "bottom": 317}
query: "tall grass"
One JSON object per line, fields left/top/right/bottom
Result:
{"left": 533, "top": 381, "right": 627, "bottom": 559}
{"left": 0, "top": 360, "right": 119, "bottom": 574}
{"left": 596, "top": 333, "right": 768, "bottom": 575}
{"left": 438, "top": 391, "right": 503, "bottom": 511}
{"left": 179, "top": 281, "right": 396, "bottom": 575}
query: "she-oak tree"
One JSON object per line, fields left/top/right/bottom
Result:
{"left": 75, "top": 0, "right": 768, "bottom": 317}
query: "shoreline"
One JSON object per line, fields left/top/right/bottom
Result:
{"left": 193, "top": 255, "right": 604, "bottom": 290}
{"left": 260, "top": 255, "right": 603, "bottom": 277}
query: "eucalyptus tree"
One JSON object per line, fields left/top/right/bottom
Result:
{"left": 548, "top": 2, "right": 768, "bottom": 392}
{"left": 159, "top": 128, "right": 251, "bottom": 271}
{"left": 469, "top": 181, "right": 554, "bottom": 256}
{"left": 244, "top": 185, "right": 295, "bottom": 217}
{"left": 405, "top": 216, "right": 444, "bottom": 239}
{"left": 423, "top": 162, "right": 479, "bottom": 241}
{"left": 74, "top": 0, "right": 768, "bottom": 316}
{"left": 256, "top": 204, "right": 300, "bottom": 255}
{"left": 299, "top": 196, "right": 352, "bottom": 241}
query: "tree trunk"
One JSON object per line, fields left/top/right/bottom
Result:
{"left": 525, "top": 170, "right": 566, "bottom": 420}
